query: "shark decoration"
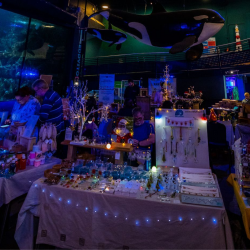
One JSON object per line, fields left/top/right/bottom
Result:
{"left": 87, "top": 28, "right": 127, "bottom": 50}
{"left": 89, "top": 2, "right": 225, "bottom": 61}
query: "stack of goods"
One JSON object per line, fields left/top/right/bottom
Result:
{"left": 37, "top": 123, "right": 57, "bottom": 155}
{"left": 0, "top": 152, "right": 27, "bottom": 178}
{"left": 179, "top": 167, "right": 223, "bottom": 207}
{"left": 27, "top": 148, "right": 46, "bottom": 167}
{"left": 212, "top": 99, "right": 239, "bottom": 110}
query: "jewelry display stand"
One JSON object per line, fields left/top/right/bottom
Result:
{"left": 155, "top": 109, "right": 209, "bottom": 169}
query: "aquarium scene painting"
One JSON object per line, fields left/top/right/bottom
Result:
{"left": 0, "top": 8, "right": 71, "bottom": 101}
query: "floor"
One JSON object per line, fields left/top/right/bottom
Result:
{"left": 1, "top": 165, "right": 250, "bottom": 249}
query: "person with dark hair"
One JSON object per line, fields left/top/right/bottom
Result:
{"left": 118, "top": 99, "right": 134, "bottom": 117}
{"left": 5, "top": 86, "right": 40, "bottom": 125}
{"left": 132, "top": 107, "right": 155, "bottom": 150}
{"left": 124, "top": 79, "right": 140, "bottom": 105}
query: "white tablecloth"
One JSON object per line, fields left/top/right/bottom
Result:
{"left": 218, "top": 121, "right": 235, "bottom": 146}
{"left": 0, "top": 157, "right": 61, "bottom": 207}
{"left": 15, "top": 179, "right": 234, "bottom": 250}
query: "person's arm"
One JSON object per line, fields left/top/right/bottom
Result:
{"left": 139, "top": 133, "right": 155, "bottom": 146}
{"left": 124, "top": 87, "right": 128, "bottom": 99}
{"left": 38, "top": 98, "right": 53, "bottom": 124}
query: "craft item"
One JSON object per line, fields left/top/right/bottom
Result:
{"left": 181, "top": 185, "right": 219, "bottom": 197}
{"left": 198, "top": 128, "right": 201, "bottom": 144}
{"left": 15, "top": 158, "right": 20, "bottom": 171}
{"left": 19, "top": 154, "right": 26, "bottom": 170}
{"left": 16, "top": 152, "right": 23, "bottom": 160}
{"left": 29, "top": 158, "right": 35, "bottom": 166}
{"left": 10, "top": 160, "right": 16, "bottom": 173}
{"left": 33, "top": 145, "right": 40, "bottom": 152}
{"left": 36, "top": 151, "right": 43, "bottom": 158}
{"left": 194, "top": 148, "right": 198, "bottom": 163}
{"left": 29, "top": 152, "right": 36, "bottom": 159}
{"left": 181, "top": 194, "right": 223, "bottom": 207}
{"left": 183, "top": 148, "right": 188, "bottom": 163}
{"left": 34, "top": 159, "right": 41, "bottom": 167}
{"left": 162, "top": 147, "right": 166, "bottom": 162}
{"left": 40, "top": 156, "right": 46, "bottom": 165}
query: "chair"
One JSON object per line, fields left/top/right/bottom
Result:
{"left": 207, "top": 121, "right": 233, "bottom": 178}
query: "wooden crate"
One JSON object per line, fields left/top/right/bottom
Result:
{"left": 20, "top": 136, "right": 37, "bottom": 151}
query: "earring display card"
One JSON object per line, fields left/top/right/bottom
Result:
{"left": 155, "top": 109, "right": 210, "bottom": 169}
{"left": 181, "top": 194, "right": 223, "bottom": 207}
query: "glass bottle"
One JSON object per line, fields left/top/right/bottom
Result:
{"left": 19, "top": 154, "right": 26, "bottom": 170}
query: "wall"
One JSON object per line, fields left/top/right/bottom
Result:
{"left": 86, "top": 0, "right": 250, "bottom": 58}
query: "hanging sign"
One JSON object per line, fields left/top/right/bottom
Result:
{"left": 99, "top": 74, "right": 115, "bottom": 104}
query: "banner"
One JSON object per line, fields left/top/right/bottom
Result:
{"left": 99, "top": 74, "right": 115, "bottom": 104}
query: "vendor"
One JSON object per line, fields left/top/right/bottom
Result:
{"left": 124, "top": 79, "right": 140, "bottom": 106}
{"left": 132, "top": 107, "right": 155, "bottom": 150}
{"left": 242, "top": 92, "right": 250, "bottom": 104}
{"left": 5, "top": 86, "right": 40, "bottom": 125}
{"left": 32, "top": 79, "right": 65, "bottom": 157}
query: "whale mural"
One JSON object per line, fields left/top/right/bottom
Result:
{"left": 89, "top": 3, "right": 225, "bottom": 61}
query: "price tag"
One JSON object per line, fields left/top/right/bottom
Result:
{"left": 115, "top": 152, "right": 120, "bottom": 160}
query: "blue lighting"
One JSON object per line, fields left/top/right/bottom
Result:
{"left": 34, "top": 184, "right": 37, "bottom": 187}
{"left": 213, "top": 218, "right": 217, "bottom": 224}
{"left": 135, "top": 220, "right": 139, "bottom": 225}
{"left": 59, "top": 197, "right": 62, "bottom": 201}
{"left": 19, "top": 68, "right": 39, "bottom": 78}
{"left": 85, "top": 207, "right": 88, "bottom": 211}
{"left": 42, "top": 189, "right": 45, "bottom": 192}
{"left": 67, "top": 200, "right": 71, "bottom": 204}
{"left": 49, "top": 193, "right": 52, "bottom": 197}
{"left": 179, "top": 217, "right": 182, "bottom": 221}
{"left": 105, "top": 213, "right": 107, "bottom": 216}
{"left": 76, "top": 204, "right": 79, "bottom": 206}
{"left": 125, "top": 218, "right": 128, "bottom": 220}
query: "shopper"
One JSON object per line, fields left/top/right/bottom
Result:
{"left": 132, "top": 107, "right": 155, "bottom": 150}
{"left": 124, "top": 79, "right": 140, "bottom": 105}
{"left": 118, "top": 99, "right": 134, "bottom": 117}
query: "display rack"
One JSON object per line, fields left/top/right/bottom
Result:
{"left": 155, "top": 109, "right": 209, "bottom": 169}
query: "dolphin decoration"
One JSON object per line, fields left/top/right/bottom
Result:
{"left": 87, "top": 28, "right": 127, "bottom": 50}
{"left": 89, "top": 3, "right": 225, "bottom": 61}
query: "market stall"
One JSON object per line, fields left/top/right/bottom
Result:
{"left": 14, "top": 108, "right": 234, "bottom": 249}
{"left": 227, "top": 139, "right": 250, "bottom": 239}
{"left": 15, "top": 171, "right": 233, "bottom": 250}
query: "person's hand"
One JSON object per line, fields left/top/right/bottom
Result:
{"left": 5, "top": 119, "right": 11, "bottom": 125}
{"left": 133, "top": 139, "right": 139, "bottom": 148}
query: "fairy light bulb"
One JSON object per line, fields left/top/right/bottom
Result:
{"left": 152, "top": 166, "right": 157, "bottom": 172}
{"left": 106, "top": 143, "right": 111, "bottom": 149}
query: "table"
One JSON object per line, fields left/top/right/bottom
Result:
{"left": 0, "top": 157, "right": 61, "bottom": 207}
{"left": 15, "top": 179, "right": 234, "bottom": 249}
{"left": 61, "top": 140, "right": 133, "bottom": 163}
{"left": 218, "top": 120, "right": 235, "bottom": 146}
{"left": 235, "top": 124, "right": 250, "bottom": 144}
{"left": 227, "top": 174, "right": 250, "bottom": 239}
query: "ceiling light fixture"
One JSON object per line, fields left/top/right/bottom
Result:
{"left": 102, "top": 5, "right": 109, "bottom": 9}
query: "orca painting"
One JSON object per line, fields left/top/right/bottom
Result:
{"left": 87, "top": 28, "right": 127, "bottom": 50}
{"left": 89, "top": 2, "right": 225, "bottom": 61}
